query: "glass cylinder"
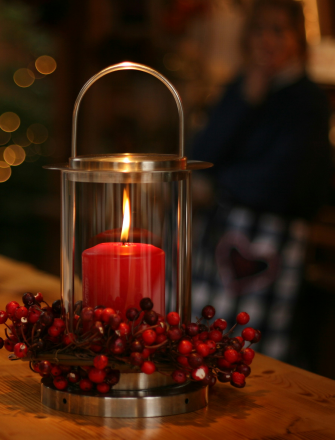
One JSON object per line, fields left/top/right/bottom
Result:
{"left": 61, "top": 163, "right": 192, "bottom": 330}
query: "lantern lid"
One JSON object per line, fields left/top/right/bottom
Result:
{"left": 44, "top": 154, "right": 212, "bottom": 172}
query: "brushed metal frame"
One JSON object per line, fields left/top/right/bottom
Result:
{"left": 41, "top": 380, "right": 208, "bottom": 418}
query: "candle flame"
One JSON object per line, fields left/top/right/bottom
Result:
{"left": 121, "top": 189, "right": 130, "bottom": 243}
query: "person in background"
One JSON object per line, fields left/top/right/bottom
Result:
{"left": 191, "top": 0, "right": 331, "bottom": 361}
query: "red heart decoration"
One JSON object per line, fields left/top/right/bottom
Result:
{"left": 215, "top": 231, "right": 280, "bottom": 295}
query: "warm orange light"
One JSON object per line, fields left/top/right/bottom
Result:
{"left": 121, "top": 189, "right": 130, "bottom": 243}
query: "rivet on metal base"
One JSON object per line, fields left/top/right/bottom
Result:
{"left": 41, "top": 379, "right": 208, "bottom": 418}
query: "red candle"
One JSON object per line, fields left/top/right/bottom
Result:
{"left": 82, "top": 242, "right": 165, "bottom": 316}
{"left": 81, "top": 190, "right": 165, "bottom": 316}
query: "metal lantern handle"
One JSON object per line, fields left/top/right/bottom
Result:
{"left": 71, "top": 62, "right": 184, "bottom": 159}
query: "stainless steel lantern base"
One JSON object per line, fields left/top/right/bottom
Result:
{"left": 41, "top": 380, "right": 208, "bottom": 418}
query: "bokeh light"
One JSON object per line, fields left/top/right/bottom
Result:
{"left": 27, "top": 123, "right": 48, "bottom": 144}
{"left": 0, "top": 129, "right": 11, "bottom": 145}
{"left": 12, "top": 132, "right": 31, "bottom": 147}
{"left": 0, "top": 166, "right": 11, "bottom": 183}
{"left": 4, "top": 144, "right": 26, "bottom": 166}
{"left": 13, "top": 68, "right": 35, "bottom": 88}
{"left": 0, "top": 112, "right": 20, "bottom": 132}
{"left": 35, "top": 55, "right": 57, "bottom": 75}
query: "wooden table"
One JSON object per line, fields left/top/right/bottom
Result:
{"left": 1, "top": 256, "right": 335, "bottom": 439}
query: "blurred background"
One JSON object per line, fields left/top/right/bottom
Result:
{"left": 0, "top": 0, "right": 335, "bottom": 377}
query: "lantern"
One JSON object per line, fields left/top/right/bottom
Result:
{"left": 43, "top": 62, "right": 212, "bottom": 417}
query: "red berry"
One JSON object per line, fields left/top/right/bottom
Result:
{"left": 81, "top": 307, "right": 94, "bottom": 322}
{"left": 141, "top": 348, "right": 151, "bottom": 359}
{"left": 242, "top": 347, "right": 255, "bottom": 362}
{"left": 185, "top": 323, "right": 199, "bottom": 336}
{"left": 34, "top": 292, "right": 43, "bottom": 303}
{"left": 105, "top": 370, "right": 120, "bottom": 386}
{"left": 141, "top": 361, "right": 156, "bottom": 374}
{"left": 241, "top": 327, "right": 256, "bottom": 341}
{"left": 155, "top": 322, "right": 167, "bottom": 335}
{"left": 188, "top": 353, "right": 204, "bottom": 368}
{"left": 139, "top": 297, "right": 153, "bottom": 311}
{"left": 28, "top": 306, "right": 41, "bottom": 324}
{"left": 252, "top": 329, "right": 262, "bottom": 343}
{"left": 67, "top": 371, "right": 80, "bottom": 383}
{"left": 0, "top": 310, "right": 8, "bottom": 324}
{"left": 217, "top": 372, "right": 231, "bottom": 383}
{"left": 126, "top": 307, "right": 140, "bottom": 321}
{"left": 89, "top": 367, "right": 106, "bottom": 383}
{"left": 213, "top": 318, "right": 227, "bottom": 331}
{"left": 167, "top": 312, "right": 180, "bottom": 326}
{"left": 22, "top": 292, "right": 35, "bottom": 307}
{"left": 4, "top": 339, "right": 15, "bottom": 352}
{"left": 93, "top": 307, "right": 104, "bottom": 321}
{"left": 39, "top": 360, "right": 52, "bottom": 376}
{"left": 110, "top": 337, "right": 126, "bottom": 355}
{"left": 53, "top": 318, "right": 66, "bottom": 332}
{"left": 97, "top": 382, "right": 110, "bottom": 393}
{"left": 156, "top": 333, "right": 167, "bottom": 344}
{"left": 208, "top": 330, "right": 222, "bottom": 342}
{"left": 191, "top": 365, "right": 209, "bottom": 381}
{"left": 118, "top": 322, "right": 130, "bottom": 336}
{"left": 236, "top": 312, "right": 250, "bottom": 326}
{"left": 63, "top": 333, "right": 76, "bottom": 345}
{"left": 230, "top": 337, "right": 243, "bottom": 352}
{"left": 224, "top": 349, "right": 239, "bottom": 364}
{"left": 32, "top": 361, "right": 40, "bottom": 373}
{"left": 196, "top": 343, "right": 210, "bottom": 357}
{"left": 144, "top": 310, "right": 158, "bottom": 326}
{"left": 39, "top": 310, "right": 54, "bottom": 327}
{"left": 142, "top": 329, "right": 156, "bottom": 346}
{"left": 231, "top": 371, "right": 246, "bottom": 388}
{"left": 53, "top": 376, "right": 68, "bottom": 390}
{"left": 130, "top": 340, "right": 144, "bottom": 352}
{"left": 93, "top": 355, "right": 108, "bottom": 370}
{"left": 48, "top": 326, "right": 61, "bottom": 337}
{"left": 108, "top": 314, "right": 122, "bottom": 330}
{"left": 79, "top": 378, "right": 93, "bottom": 391}
{"left": 202, "top": 305, "right": 215, "bottom": 320}
{"left": 6, "top": 301, "right": 20, "bottom": 317}
{"left": 177, "top": 355, "right": 190, "bottom": 367}
{"left": 14, "top": 306, "right": 28, "bottom": 320}
{"left": 202, "top": 373, "right": 216, "bottom": 388}
{"left": 236, "top": 364, "right": 251, "bottom": 377}
{"left": 167, "top": 327, "right": 183, "bottom": 341}
{"left": 198, "top": 331, "right": 209, "bottom": 341}
{"left": 90, "top": 343, "right": 103, "bottom": 353}
{"left": 14, "top": 342, "right": 28, "bottom": 358}
{"left": 51, "top": 365, "right": 62, "bottom": 377}
{"left": 178, "top": 340, "right": 193, "bottom": 355}
{"left": 217, "top": 358, "right": 232, "bottom": 370}
{"left": 206, "top": 339, "right": 216, "bottom": 354}
{"left": 172, "top": 370, "right": 187, "bottom": 384}
{"left": 130, "top": 352, "right": 144, "bottom": 366}
{"left": 235, "top": 336, "right": 245, "bottom": 348}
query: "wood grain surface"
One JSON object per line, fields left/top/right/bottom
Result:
{"left": 0, "top": 255, "right": 335, "bottom": 440}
